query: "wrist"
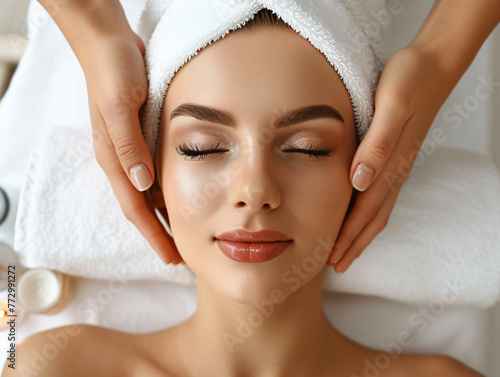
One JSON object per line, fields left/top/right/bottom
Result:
{"left": 407, "top": 0, "right": 500, "bottom": 86}
{"left": 397, "top": 44, "right": 461, "bottom": 107}
{"left": 39, "top": 0, "right": 134, "bottom": 62}
{"left": 407, "top": 38, "right": 473, "bottom": 86}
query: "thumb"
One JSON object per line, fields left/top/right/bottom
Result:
{"left": 104, "top": 108, "right": 155, "bottom": 192}
{"left": 350, "top": 103, "right": 407, "bottom": 191}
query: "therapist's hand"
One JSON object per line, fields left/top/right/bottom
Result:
{"left": 85, "top": 34, "right": 183, "bottom": 265}
{"left": 38, "top": 0, "right": 183, "bottom": 265}
{"left": 327, "top": 0, "right": 500, "bottom": 274}
{"left": 327, "top": 46, "right": 455, "bottom": 273}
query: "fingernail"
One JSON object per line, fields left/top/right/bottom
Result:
{"left": 130, "top": 163, "right": 152, "bottom": 191}
{"left": 339, "top": 260, "right": 353, "bottom": 274}
{"left": 330, "top": 254, "right": 342, "bottom": 265}
{"left": 352, "top": 162, "right": 375, "bottom": 191}
{"left": 328, "top": 244, "right": 341, "bottom": 264}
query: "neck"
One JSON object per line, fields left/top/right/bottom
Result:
{"left": 171, "top": 269, "right": 349, "bottom": 377}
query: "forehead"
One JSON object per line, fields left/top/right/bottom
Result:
{"left": 162, "top": 26, "right": 354, "bottom": 128}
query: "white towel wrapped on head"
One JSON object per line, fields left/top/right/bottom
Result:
{"left": 138, "top": 0, "right": 389, "bottom": 160}
{"left": 14, "top": 126, "right": 500, "bottom": 308}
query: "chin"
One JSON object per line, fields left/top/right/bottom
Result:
{"left": 199, "top": 251, "right": 323, "bottom": 306}
{"left": 217, "top": 282, "right": 290, "bottom": 307}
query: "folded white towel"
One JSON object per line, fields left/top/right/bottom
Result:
{"left": 15, "top": 127, "right": 197, "bottom": 286}
{"left": 138, "top": 0, "right": 389, "bottom": 160}
{"left": 14, "top": 126, "right": 500, "bottom": 308}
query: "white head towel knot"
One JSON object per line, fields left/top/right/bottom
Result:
{"left": 137, "top": 0, "right": 389, "bottom": 160}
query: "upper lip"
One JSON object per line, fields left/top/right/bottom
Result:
{"left": 215, "top": 229, "right": 292, "bottom": 243}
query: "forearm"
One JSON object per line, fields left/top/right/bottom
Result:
{"left": 37, "top": 0, "right": 133, "bottom": 64}
{"left": 409, "top": 0, "right": 500, "bottom": 83}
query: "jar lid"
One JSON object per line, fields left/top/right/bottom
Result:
{"left": 18, "top": 269, "right": 62, "bottom": 313}
{"left": 0, "top": 187, "right": 8, "bottom": 225}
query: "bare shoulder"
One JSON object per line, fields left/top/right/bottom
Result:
{"left": 393, "top": 354, "right": 485, "bottom": 377}
{"left": 425, "top": 355, "right": 485, "bottom": 377}
{"left": 1, "top": 324, "right": 137, "bottom": 377}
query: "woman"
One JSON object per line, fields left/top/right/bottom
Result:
{"left": 5, "top": 9, "right": 484, "bottom": 377}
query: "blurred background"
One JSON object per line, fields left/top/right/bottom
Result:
{"left": 0, "top": 0, "right": 29, "bottom": 97}
{"left": 0, "top": 0, "right": 499, "bottom": 374}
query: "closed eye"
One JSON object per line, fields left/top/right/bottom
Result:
{"left": 176, "top": 142, "right": 335, "bottom": 160}
{"left": 283, "top": 144, "right": 335, "bottom": 159}
{"left": 176, "top": 142, "right": 228, "bottom": 160}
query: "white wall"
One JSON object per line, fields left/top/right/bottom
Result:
{"left": 385, "top": 0, "right": 500, "bottom": 164}
{"left": 0, "top": 0, "right": 31, "bottom": 36}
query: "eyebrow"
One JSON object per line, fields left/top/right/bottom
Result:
{"left": 169, "top": 103, "right": 345, "bottom": 128}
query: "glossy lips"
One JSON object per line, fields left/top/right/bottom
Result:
{"left": 215, "top": 229, "right": 292, "bottom": 263}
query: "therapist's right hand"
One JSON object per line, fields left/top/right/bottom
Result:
{"left": 38, "top": 0, "right": 183, "bottom": 265}
{"left": 86, "top": 34, "right": 183, "bottom": 265}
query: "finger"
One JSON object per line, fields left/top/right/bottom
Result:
{"left": 327, "top": 177, "right": 388, "bottom": 264}
{"left": 99, "top": 94, "right": 155, "bottom": 192}
{"left": 144, "top": 190, "right": 185, "bottom": 265}
{"left": 110, "top": 164, "right": 182, "bottom": 264}
{"left": 350, "top": 101, "right": 408, "bottom": 192}
{"left": 329, "top": 116, "right": 416, "bottom": 264}
{"left": 328, "top": 148, "right": 413, "bottom": 265}
{"left": 155, "top": 205, "right": 185, "bottom": 264}
{"left": 90, "top": 104, "right": 182, "bottom": 264}
{"left": 332, "top": 175, "right": 406, "bottom": 273}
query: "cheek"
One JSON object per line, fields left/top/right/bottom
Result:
{"left": 162, "top": 158, "right": 225, "bottom": 238}
{"left": 289, "top": 159, "right": 353, "bottom": 236}
{"left": 281, "top": 163, "right": 352, "bottom": 281}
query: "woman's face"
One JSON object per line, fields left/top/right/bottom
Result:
{"left": 155, "top": 26, "right": 357, "bottom": 304}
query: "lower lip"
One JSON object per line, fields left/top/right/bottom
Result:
{"left": 215, "top": 239, "right": 291, "bottom": 263}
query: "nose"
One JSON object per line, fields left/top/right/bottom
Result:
{"left": 228, "top": 147, "right": 281, "bottom": 213}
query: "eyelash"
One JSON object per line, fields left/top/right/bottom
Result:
{"left": 176, "top": 142, "right": 335, "bottom": 160}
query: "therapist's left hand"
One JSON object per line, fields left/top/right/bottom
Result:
{"left": 327, "top": 46, "right": 458, "bottom": 274}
